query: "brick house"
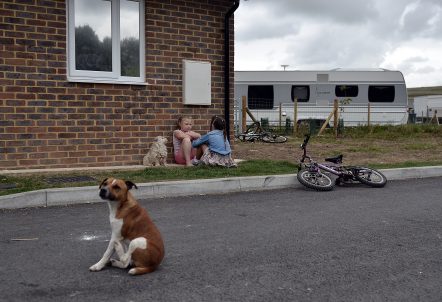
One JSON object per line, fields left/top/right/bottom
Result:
{"left": 0, "top": 0, "right": 239, "bottom": 170}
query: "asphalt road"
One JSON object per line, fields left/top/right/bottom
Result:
{"left": 1, "top": 177, "right": 442, "bottom": 302}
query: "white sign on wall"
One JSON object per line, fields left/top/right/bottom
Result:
{"left": 182, "top": 60, "right": 211, "bottom": 105}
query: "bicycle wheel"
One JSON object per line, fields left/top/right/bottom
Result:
{"left": 353, "top": 167, "right": 387, "bottom": 188}
{"left": 297, "top": 169, "right": 335, "bottom": 191}
{"left": 246, "top": 122, "right": 261, "bottom": 134}
{"left": 261, "top": 133, "right": 287, "bottom": 143}
{"left": 236, "top": 134, "right": 247, "bottom": 142}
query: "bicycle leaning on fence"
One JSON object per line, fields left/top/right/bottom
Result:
{"left": 297, "top": 134, "right": 387, "bottom": 191}
{"left": 235, "top": 121, "right": 288, "bottom": 143}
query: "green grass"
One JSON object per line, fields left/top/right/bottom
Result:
{"left": 0, "top": 160, "right": 298, "bottom": 196}
{"left": 344, "top": 146, "right": 384, "bottom": 153}
{"left": 2, "top": 124, "right": 442, "bottom": 197}
{"left": 288, "top": 124, "right": 442, "bottom": 154}
{"left": 335, "top": 124, "right": 442, "bottom": 139}
{"left": 403, "top": 143, "right": 435, "bottom": 151}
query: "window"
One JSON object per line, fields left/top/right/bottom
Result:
{"left": 368, "top": 86, "right": 395, "bottom": 102}
{"left": 67, "top": 0, "right": 145, "bottom": 84}
{"left": 335, "top": 85, "right": 358, "bottom": 97}
{"left": 248, "top": 85, "right": 274, "bottom": 109}
{"left": 291, "top": 85, "right": 310, "bottom": 102}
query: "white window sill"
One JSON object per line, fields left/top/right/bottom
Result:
{"left": 67, "top": 76, "right": 148, "bottom": 86}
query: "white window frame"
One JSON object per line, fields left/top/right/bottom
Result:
{"left": 67, "top": 0, "right": 145, "bottom": 85}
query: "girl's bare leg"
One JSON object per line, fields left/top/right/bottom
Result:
{"left": 196, "top": 144, "right": 208, "bottom": 160}
{"left": 181, "top": 137, "right": 193, "bottom": 166}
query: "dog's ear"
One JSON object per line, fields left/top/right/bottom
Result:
{"left": 125, "top": 180, "right": 138, "bottom": 190}
{"left": 99, "top": 178, "right": 108, "bottom": 188}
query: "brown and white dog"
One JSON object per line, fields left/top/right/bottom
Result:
{"left": 89, "top": 177, "right": 164, "bottom": 275}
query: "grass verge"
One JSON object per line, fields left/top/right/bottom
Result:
{"left": 0, "top": 160, "right": 297, "bottom": 196}
{"left": 2, "top": 159, "right": 441, "bottom": 197}
{"left": 2, "top": 124, "right": 442, "bottom": 197}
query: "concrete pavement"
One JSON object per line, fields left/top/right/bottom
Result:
{"left": 1, "top": 165, "right": 442, "bottom": 210}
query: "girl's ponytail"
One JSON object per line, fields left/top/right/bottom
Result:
{"left": 211, "top": 116, "right": 227, "bottom": 142}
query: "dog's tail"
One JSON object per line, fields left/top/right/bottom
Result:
{"left": 128, "top": 266, "right": 158, "bottom": 276}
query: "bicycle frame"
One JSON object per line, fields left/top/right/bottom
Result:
{"left": 299, "top": 135, "right": 353, "bottom": 179}
{"left": 300, "top": 157, "right": 350, "bottom": 179}
{"left": 297, "top": 134, "right": 387, "bottom": 190}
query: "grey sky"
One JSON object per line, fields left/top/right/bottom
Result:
{"left": 75, "top": 0, "right": 139, "bottom": 40}
{"left": 234, "top": 0, "right": 442, "bottom": 87}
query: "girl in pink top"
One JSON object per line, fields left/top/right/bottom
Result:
{"left": 173, "top": 116, "right": 201, "bottom": 166}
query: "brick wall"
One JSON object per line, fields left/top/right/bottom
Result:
{"left": 0, "top": 0, "right": 235, "bottom": 170}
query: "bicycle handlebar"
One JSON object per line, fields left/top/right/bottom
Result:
{"left": 300, "top": 134, "right": 310, "bottom": 150}
{"left": 299, "top": 134, "right": 311, "bottom": 163}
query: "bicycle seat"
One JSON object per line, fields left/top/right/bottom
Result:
{"left": 325, "top": 154, "right": 343, "bottom": 164}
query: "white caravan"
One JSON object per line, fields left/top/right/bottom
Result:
{"left": 413, "top": 95, "right": 442, "bottom": 122}
{"left": 234, "top": 69, "right": 409, "bottom": 127}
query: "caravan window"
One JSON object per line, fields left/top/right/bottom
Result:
{"left": 248, "top": 85, "right": 274, "bottom": 109}
{"left": 335, "top": 85, "right": 358, "bottom": 97}
{"left": 368, "top": 86, "right": 395, "bottom": 102}
{"left": 291, "top": 85, "right": 310, "bottom": 102}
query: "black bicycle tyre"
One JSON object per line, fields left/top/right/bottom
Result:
{"left": 297, "top": 169, "right": 335, "bottom": 191}
{"left": 236, "top": 134, "right": 246, "bottom": 142}
{"left": 353, "top": 167, "right": 387, "bottom": 188}
{"left": 246, "top": 122, "right": 261, "bottom": 134}
{"left": 237, "top": 134, "right": 260, "bottom": 142}
{"left": 261, "top": 134, "right": 287, "bottom": 143}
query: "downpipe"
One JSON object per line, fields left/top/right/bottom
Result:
{"left": 224, "top": 0, "right": 240, "bottom": 141}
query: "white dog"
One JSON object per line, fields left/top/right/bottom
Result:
{"left": 143, "top": 136, "right": 168, "bottom": 166}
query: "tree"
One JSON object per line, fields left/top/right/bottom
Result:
{"left": 121, "top": 37, "right": 140, "bottom": 77}
{"left": 75, "top": 25, "right": 111, "bottom": 72}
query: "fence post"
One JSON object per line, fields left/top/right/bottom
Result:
{"left": 279, "top": 103, "right": 282, "bottom": 131}
{"left": 429, "top": 110, "right": 439, "bottom": 125}
{"left": 241, "top": 96, "right": 247, "bottom": 133}
{"left": 293, "top": 98, "right": 298, "bottom": 135}
{"left": 367, "top": 102, "right": 371, "bottom": 127}
{"left": 318, "top": 110, "right": 335, "bottom": 136}
{"left": 334, "top": 99, "right": 339, "bottom": 138}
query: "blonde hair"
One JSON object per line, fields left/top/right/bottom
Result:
{"left": 176, "top": 116, "right": 192, "bottom": 130}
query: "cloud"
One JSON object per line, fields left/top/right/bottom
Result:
{"left": 244, "top": 0, "right": 378, "bottom": 24}
{"left": 381, "top": 37, "right": 442, "bottom": 88}
{"left": 235, "top": 0, "right": 442, "bottom": 87}
{"left": 398, "top": 1, "right": 442, "bottom": 38}
{"left": 235, "top": 5, "right": 300, "bottom": 41}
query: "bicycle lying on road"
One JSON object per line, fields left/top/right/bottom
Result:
{"left": 235, "top": 121, "right": 288, "bottom": 143}
{"left": 297, "top": 135, "right": 387, "bottom": 191}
